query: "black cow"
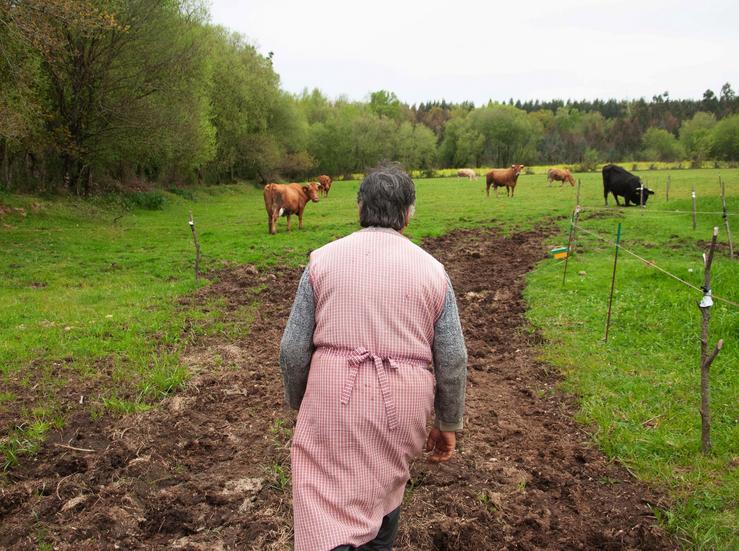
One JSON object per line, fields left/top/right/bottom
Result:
{"left": 602, "top": 164, "right": 654, "bottom": 206}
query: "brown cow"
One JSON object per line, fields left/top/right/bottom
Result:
{"left": 457, "top": 168, "right": 476, "bottom": 180}
{"left": 485, "top": 164, "right": 525, "bottom": 197}
{"left": 547, "top": 168, "right": 576, "bottom": 187}
{"left": 263, "top": 182, "right": 320, "bottom": 234}
{"left": 317, "top": 174, "right": 332, "bottom": 197}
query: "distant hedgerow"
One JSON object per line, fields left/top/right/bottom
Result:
{"left": 126, "top": 191, "right": 167, "bottom": 210}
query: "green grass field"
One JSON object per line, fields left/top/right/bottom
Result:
{"left": 1, "top": 168, "right": 737, "bottom": 548}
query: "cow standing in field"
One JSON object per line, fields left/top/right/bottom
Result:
{"left": 317, "top": 175, "right": 332, "bottom": 197}
{"left": 263, "top": 182, "right": 320, "bottom": 234}
{"left": 547, "top": 168, "right": 576, "bottom": 187}
{"left": 457, "top": 168, "right": 476, "bottom": 180}
{"left": 486, "top": 164, "right": 525, "bottom": 197}
{"left": 602, "top": 164, "right": 654, "bottom": 206}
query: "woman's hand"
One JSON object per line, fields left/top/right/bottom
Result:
{"left": 425, "top": 427, "right": 456, "bottom": 462}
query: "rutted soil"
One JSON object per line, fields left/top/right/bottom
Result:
{"left": 0, "top": 227, "right": 677, "bottom": 550}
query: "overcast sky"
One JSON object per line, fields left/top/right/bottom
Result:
{"left": 208, "top": 0, "right": 739, "bottom": 106}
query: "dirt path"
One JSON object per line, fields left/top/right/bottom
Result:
{"left": 1, "top": 228, "right": 677, "bottom": 550}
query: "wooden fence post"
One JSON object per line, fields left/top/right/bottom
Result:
{"left": 604, "top": 223, "right": 622, "bottom": 343}
{"left": 189, "top": 211, "right": 202, "bottom": 282}
{"left": 691, "top": 184, "right": 697, "bottom": 230}
{"left": 720, "top": 177, "right": 734, "bottom": 259}
{"left": 666, "top": 174, "right": 670, "bottom": 202}
{"left": 698, "top": 227, "right": 724, "bottom": 454}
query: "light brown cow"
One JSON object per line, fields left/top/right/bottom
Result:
{"left": 263, "top": 182, "right": 320, "bottom": 234}
{"left": 547, "top": 168, "right": 576, "bottom": 187}
{"left": 317, "top": 174, "right": 332, "bottom": 197}
{"left": 457, "top": 168, "right": 476, "bottom": 179}
{"left": 485, "top": 164, "right": 525, "bottom": 197}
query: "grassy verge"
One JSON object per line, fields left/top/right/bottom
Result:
{"left": 1, "top": 168, "right": 737, "bottom": 547}
{"left": 525, "top": 183, "right": 738, "bottom": 549}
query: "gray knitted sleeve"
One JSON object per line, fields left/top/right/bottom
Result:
{"left": 279, "top": 268, "right": 316, "bottom": 409}
{"left": 432, "top": 273, "right": 468, "bottom": 431}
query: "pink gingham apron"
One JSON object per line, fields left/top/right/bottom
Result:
{"left": 291, "top": 227, "right": 447, "bottom": 551}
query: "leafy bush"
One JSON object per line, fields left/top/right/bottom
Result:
{"left": 126, "top": 191, "right": 167, "bottom": 210}
{"left": 711, "top": 114, "right": 739, "bottom": 160}
{"left": 679, "top": 112, "right": 716, "bottom": 162}
{"left": 167, "top": 187, "right": 195, "bottom": 201}
{"left": 278, "top": 151, "right": 316, "bottom": 181}
{"left": 576, "top": 148, "right": 601, "bottom": 172}
{"left": 641, "top": 128, "right": 685, "bottom": 162}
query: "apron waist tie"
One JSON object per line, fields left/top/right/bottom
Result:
{"left": 339, "top": 346, "right": 400, "bottom": 431}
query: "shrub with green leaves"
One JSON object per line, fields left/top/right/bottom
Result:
{"left": 126, "top": 191, "right": 167, "bottom": 210}
{"left": 167, "top": 188, "right": 195, "bottom": 201}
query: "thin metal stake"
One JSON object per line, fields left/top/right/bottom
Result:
{"left": 604, "top": 223, "right": 622, "bottom": 343}
{"left": 720, "top": 177, "right": 734, "bottom": 259}
{"left": 562, "top": 209, "right": 576, "bottom": 285}
{"left": 692, "top": 184, "right": 697, "bottom": 230}
{"left": 189, "top": 210, "right": 202, "bottom": 281}
{"left": 571, "top": 205, "right": 581, "bottom": 261}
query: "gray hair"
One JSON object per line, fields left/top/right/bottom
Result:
{"left": 357, "top": 163, "right": 416, "bottom": 230}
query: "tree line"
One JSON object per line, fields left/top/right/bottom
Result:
{"left": 1, "top": 1, "right": 738, "bottom": 195}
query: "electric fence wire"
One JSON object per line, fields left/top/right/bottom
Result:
{"left": 572, "top": 222, "right": 739, "bottom": 308}
{"left": 579, "top": 206, "right": 738, "bottom": 216}
{"left": 3, "top": 202, "right": 738, "bottom": 233}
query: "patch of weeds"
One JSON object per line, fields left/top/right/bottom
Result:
{"left": 270, "top": 418, "right": 293, "bottom": 449}
{"left": 1, "top": 420, "right": 50, "bottom": 470}
{"left": 102, "top": 396, "right": 152, "bottom": 415}
{"left": 49, "top": 415, "right": 65, "bottom": 431}
{"left": 250, "top": 283, "right": 268, "bottom": 295}
{"left": 475, "top": 489, "right": 501, "bottom": 512}
{"left": 34, "top": 526, "right": 53, "bottom": 551}
{"left": 139, "top": 356, "right": 188, "bottom": 399}
{"left": 403, "top": 471, "right": 428, "bottom": 504}
{"left": 220, "top": 303, "right": 258, "bottom": 340}
{"left": 0, "top": 391, "right": 15, "bottom": 403}
{"left": 182, "top": 298, "right": 228, "bottom": 339}
{"left": 125, "top": 190, "right": 166, "bottom": 210}
{"left": 89, "top": 406, "right": 105, "bottom": 422}
{"left": 267, "top": 463, "right": 290, "bottom": 492}
{"left": 182, "top": 299, "right": 257, "bottom": 343}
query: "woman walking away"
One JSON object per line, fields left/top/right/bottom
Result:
{"left": 280, "top": 163, "right": 468, "bottom": 551}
